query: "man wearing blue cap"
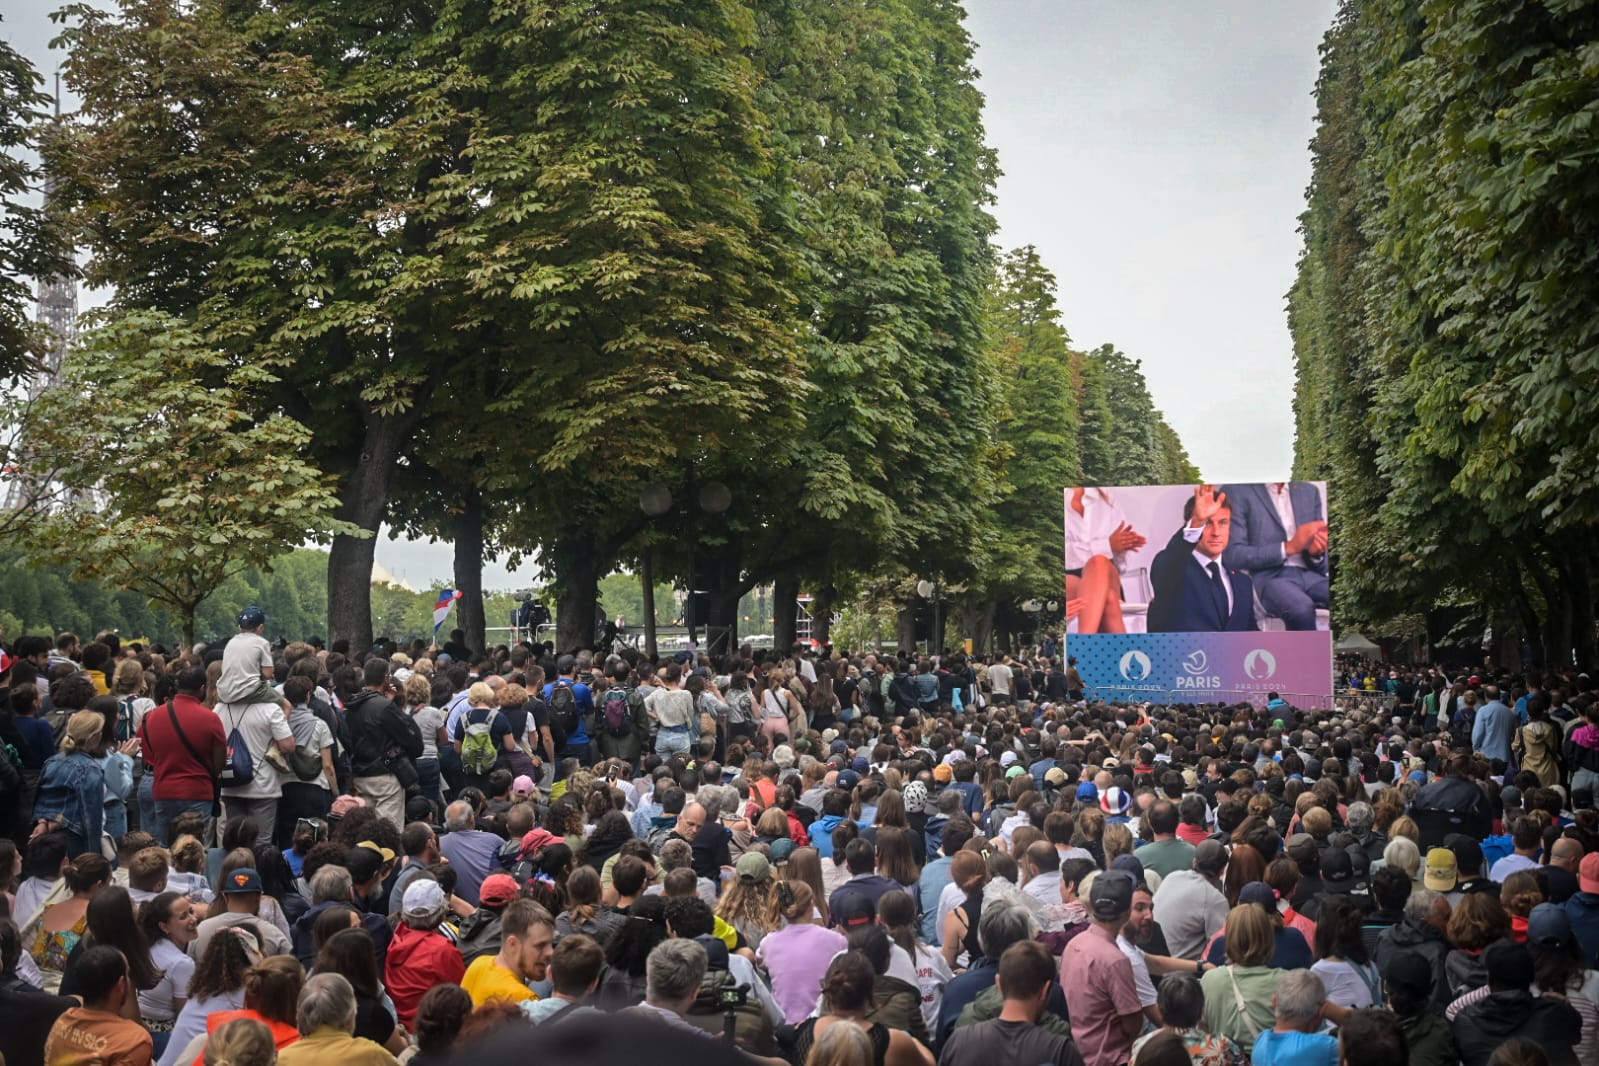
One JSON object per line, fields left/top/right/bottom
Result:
{"left": 192, "top": 868, "right": 293, "bottom": 959}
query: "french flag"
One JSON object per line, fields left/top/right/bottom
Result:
{"left": 433, "top": 589, "right": 463, "bottom": 635}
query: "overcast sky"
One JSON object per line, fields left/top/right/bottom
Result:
{"left": 3, "top": 1, "right": 1337, "bottom": 589}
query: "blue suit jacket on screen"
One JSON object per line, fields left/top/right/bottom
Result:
{"left": 1219, "top": 482, "right": 1328, "bottom": 576}
{"left": 1148, "top": 528, "right": 1258, "bottom": 632}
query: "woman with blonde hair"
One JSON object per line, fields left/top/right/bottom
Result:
{"left": 1381, "top": 837, "right": 1421, "bottom": 881}
{"left": 718, "top": 851, "right": 778, "bottom": 950}
{"left": 760, "top": 670, "right": 804, "bottom": 745}
{"left": 1102, "top": 823, "right": 1136, "bottom": 871}
{"left": 30, "top": 710, "right": 111, "bottom": 857}
{"left": 204, "top": 1017, "right": 277, "bottom": 1066}
{"left": 805, "top": 1017, "right": 875, "bottom": 1066}
{"left": 1388, "top": 815, "right": 1421, "bottom": 847}
{"left": 1201, "top": 904, "right": 1312, "bottom": 1055}
{"left": 453, "top": 681, "right": 519, "bottom": 792}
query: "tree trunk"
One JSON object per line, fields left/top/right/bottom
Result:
{"left": 181, "top": 603, "right": 198, "bottom": 649}
{"left": 551, "top": 535, "right": 599, "bottom": 652}
{"left": 965, "top": 599, "right": 996, "bottom": 655}
{"left": 810, "top": 585, "right": 835, "bottom": 645}
{"left": 1510, "top": 561, "right": 1545, "bottom": 669}
{"left": 328, "top": 414, "right": 411, "bottom": 652}
{"left": 698, "top": 543, "right": 745, "bottom": 655}
{"left": 452, "top": 489, "right": 486, "bottom": 656}
{"left": 772, "top": 576, "right": 799, "bottom": 651}
{"left": 1562, "top": 553, "right": 1597, "bottom": 667}
{"left": 897, "top": 604, "right": 917, "bottom": 654}
{"left": 641, "top": 548, "right": 658, "bottom": 658}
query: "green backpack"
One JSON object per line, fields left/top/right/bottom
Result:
{"left": 460, "top": 709, "right": 502, "bottom": 776}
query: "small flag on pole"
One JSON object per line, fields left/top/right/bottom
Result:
{"left": 433, "top": 588, "right": 464, "bottom": 638}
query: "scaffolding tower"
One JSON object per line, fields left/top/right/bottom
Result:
{"left": 4, "top": 77, "right": 78, "bottom": 512}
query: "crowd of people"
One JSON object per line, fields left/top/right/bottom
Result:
{"left": 0, "top": 612, "right": 1596, "bottom": 1066}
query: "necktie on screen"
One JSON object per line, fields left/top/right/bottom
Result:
{"left": 1207, "top": 561, "right": 1229, "bottom": 626}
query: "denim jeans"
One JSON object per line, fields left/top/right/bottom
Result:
{"left": 137, "top": 774, "right": 158, "bottom": 839}
{"left": 655, "top": 728, "right": 691, "bottom": 758}
{"left": 104, "top": 799, "right": 127, "bottom": 842}
{"left": 415, "top": 757, "right": 442, "bottom": 809}
{"left": 154, "top": 798, "right": 215, "bottom": 846}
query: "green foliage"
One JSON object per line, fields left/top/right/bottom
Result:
{"left": 1290, "top": 0, "right": 1599, "bottom": 661}
{"left": 971, "top": 246, "right": 1081, "bottom": 605}
{"left": 21, "top": 311, "right": 361, "bottom": 643}
{"left": 0, "top": 16, "right": 71, "bottom": 380}
{"left": 52, "top": 0, "right": 807, "bottom": 650}
{"left": 1078, "top": 344, "right": 1196, "bottom": 485}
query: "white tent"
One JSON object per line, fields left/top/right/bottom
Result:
{"left": 1334, "top": 631, "right": 1381, "bottom": 658}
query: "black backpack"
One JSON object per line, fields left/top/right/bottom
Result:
{"left": 550, "top": 682, "right": 581, "bottom": 737}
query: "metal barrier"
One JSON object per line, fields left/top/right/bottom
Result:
{"left": 1079, "top": 688, "right": 1337, "bottom": 711}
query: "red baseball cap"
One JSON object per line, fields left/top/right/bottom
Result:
{"left": 1580, "top": 853, "right": 1599, "bottom": 895}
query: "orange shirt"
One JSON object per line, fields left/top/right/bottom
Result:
{"left": 44, "top": 1006, "right": 153, "bottom": 1066}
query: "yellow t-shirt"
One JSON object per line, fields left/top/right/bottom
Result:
{"left": 462, "top": 955, "right": 536, "bottom": 1007}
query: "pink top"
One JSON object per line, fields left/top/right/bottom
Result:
{"left": 757, "top": 921, "right": 849, "bottom": 1026}
{"left": 1062, "top": 922, "right": 1142, "bottom": 1066}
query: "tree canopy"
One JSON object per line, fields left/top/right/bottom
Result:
{"left": 18, "top": 0, "right": 1202, "bottom": 655}
{"left": 1290, "top": 0, "right": 1599, "bottom": 664}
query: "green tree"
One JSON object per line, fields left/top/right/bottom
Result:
{"left": 53, "top": 0, "right": 804, "bottom": 655}
{"left": 964, "top": 246, "right": 1082, "bottom": 648}
{"left": 22, "top": 311, "right": 359, "bottom": 644}
{"left": 0, "top": 16, "right": 71, "bottom": 380}
{"left": 1290, "top": 0, "right": 1599, "bottom": 662}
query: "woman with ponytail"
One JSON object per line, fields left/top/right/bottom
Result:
{"left": 877, "top": 889, "right": 950, "bottom": 1037}
{"left": 757, "top": 879, "right": 848, "bottom": 1026}
{"left": 30, "top": 710, "right": 110, "bottom": 857}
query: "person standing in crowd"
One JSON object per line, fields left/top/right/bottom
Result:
{"left": 138, "top": 666, "right": 224, "bottom": 846}
{"left": 342, "top": 660, "right": 423, "bottom": 829}
{"left": 1062, "top": 872, "right": 1143, "bottom": 1066}
{"left": 31, "top": 712, "right": 110, "bottom": 857}
{"left": 1152, "top": 840, "right": 1230, "bottom": 960}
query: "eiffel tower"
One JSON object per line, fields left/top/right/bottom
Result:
{"left": 4, "top": 75, "right": 78, "bottom": 512}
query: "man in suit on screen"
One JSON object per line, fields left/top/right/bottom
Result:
{"left": 1148, "top": 485, "right": 1258, "bottom": 633}
{"left": 1218, "top": 481, "right": 1329, "bottom": 631}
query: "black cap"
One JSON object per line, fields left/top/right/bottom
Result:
{"left": 1444, "top": 834, "right": 1485, "bottom": 875}
{"left": 1320, "top": 849, "right": 1355, "bottom": 890}
{"left": 834, "top": 893, "right": 877, "bottom": 929}
{"left": 1091, "top": 871, "right": 1135, "bottom": 920}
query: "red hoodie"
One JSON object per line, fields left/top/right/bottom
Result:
{"left": 385, "top": 922, "right": 467, "bottom": 1028}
